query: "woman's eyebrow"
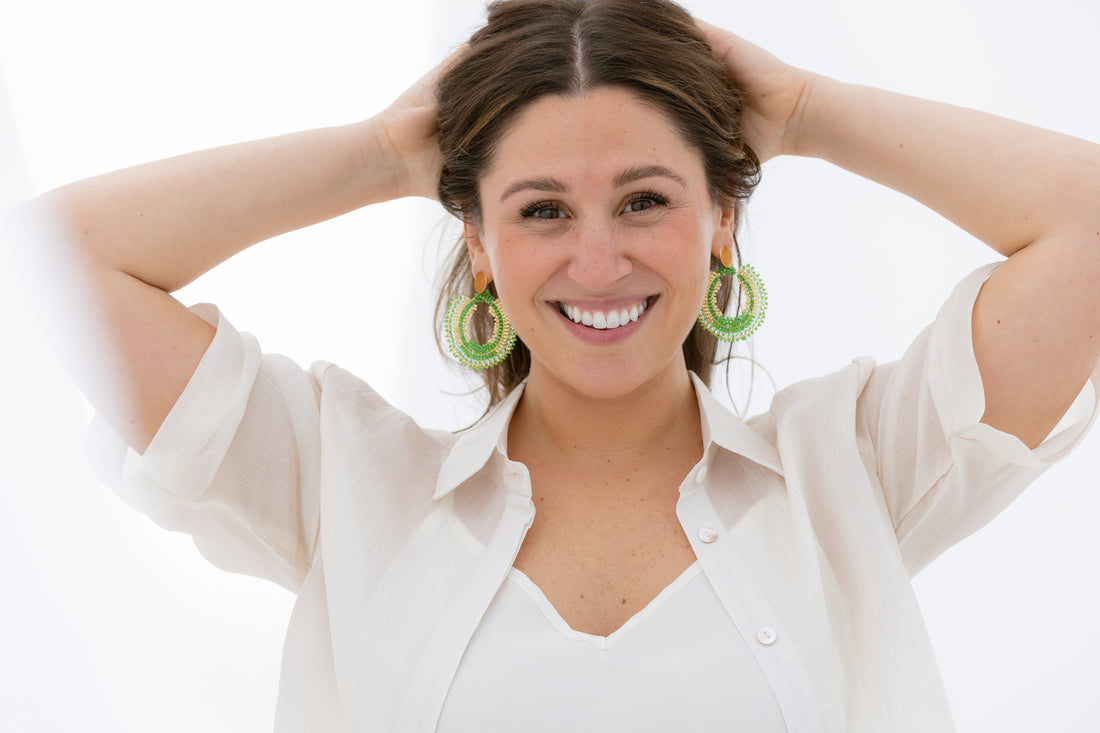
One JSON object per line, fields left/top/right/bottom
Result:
{"left": 500, "top": 176, "right": 567, "bottom": 202}
{"left": 613, "top": 164, "right": 687, "bottom": 189}
{"left": 498, "top": 165, "right": 686, "bottom": 203}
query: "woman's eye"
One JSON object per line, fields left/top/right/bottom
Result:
{"left": 521, "top": 202, "right": 567, "bottom": 220}
{"left": 622, "top": 192, "right": 668, "bottom": 214}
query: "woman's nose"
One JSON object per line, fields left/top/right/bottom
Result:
{"left": 566, "top": 224, "right": 632, "bottom": 291}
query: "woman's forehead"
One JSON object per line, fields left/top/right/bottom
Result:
{"left": 483, "top": 88, "right": 708, "bottom": 193}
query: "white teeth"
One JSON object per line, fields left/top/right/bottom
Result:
{"left": 560, "top": 299, "right": 650, "bottom": 330}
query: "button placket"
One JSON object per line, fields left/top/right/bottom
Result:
{"left": 675, "top": 478, "right": 821, "bottom": 732}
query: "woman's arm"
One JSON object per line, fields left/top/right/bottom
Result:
{"left": 700, "top": 20, "right": 1100, "bottom": 448}
{"left": 30, "top": 60, "right": 447, "bottom": 453}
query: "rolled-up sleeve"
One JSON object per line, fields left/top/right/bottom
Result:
{"left": 860, "top": 263, "right": 1100, "bottom": 575}
{"left": 87, "top": 304, "right": 323, "bottom": 591}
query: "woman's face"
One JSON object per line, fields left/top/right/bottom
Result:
{"left": 468, "top": 87, "right": 734, "bottom": 400}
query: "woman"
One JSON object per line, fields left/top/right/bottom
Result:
{"left": 21, "top": 0, "right": 1099, "bottom": 730}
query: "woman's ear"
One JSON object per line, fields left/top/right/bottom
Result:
{"left": 710, "top": 205, "right": 737, "bottom": 259}
{"left": 463, "top": 217, "right": 493, "bottom": 281}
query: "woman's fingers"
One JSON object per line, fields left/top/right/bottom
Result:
{"left": 394, "top": 43, "right": 468, "bottom": 114}
{"left": 372, "top": 46, "right": 470, "bottom": 200}
{"left": 694, "top": 17, "right": 815, "bottom": 161}
{"left": 694, "top": 18, "right": 736, "bottom": 65}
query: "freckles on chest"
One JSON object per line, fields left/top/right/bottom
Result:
{"left": 513, "top": 482, "right": 698, "bottom": 637}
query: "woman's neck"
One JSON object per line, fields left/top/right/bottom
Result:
{"left": 508, "top": 362, "right": 703, "bottom": 473}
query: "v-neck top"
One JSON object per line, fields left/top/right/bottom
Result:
{"left": 437, "top": 562, "right": 787, "bottom": 731}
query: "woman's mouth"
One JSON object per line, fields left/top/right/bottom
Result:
{"left": 556, "top": 297, "right": 653, "bottom": 330}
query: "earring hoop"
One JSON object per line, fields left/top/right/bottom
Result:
{"left": 444, "top": 274, "right": 517, "bottom": 370}
{"left": 697, "top": 245, "right": 768, "bottom": 342}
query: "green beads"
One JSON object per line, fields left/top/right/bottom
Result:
{"left": 444, "top": 289, "right": 517, "bottom": 370}
{"left": 697, "top": 264, "right": 768, "bottom": 342}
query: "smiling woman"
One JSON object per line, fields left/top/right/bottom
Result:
{"left": 7, "top": 0, "right": 1100, "bottom": 731}
{"left": 469, "top": 89, "right": 725, "bottom": 404}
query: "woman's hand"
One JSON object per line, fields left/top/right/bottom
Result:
{"left": 371, "top": 46, "right": 466, "bottom": 200}
{"left": 695, "top": 19, "right": 816, "bottom": 163}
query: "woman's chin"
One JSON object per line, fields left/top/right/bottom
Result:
{"left": 527, "top": 354, "right": 687, "bottom": 404}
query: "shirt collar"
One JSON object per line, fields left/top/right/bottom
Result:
{"left": 689, "top": 372, "right": 784, "bottom": 476}
{"left": 434, "top": 382, "right": 526, "bottom": 500}
{"left": 433, "top": 373, "right": 782, "bottom": 500}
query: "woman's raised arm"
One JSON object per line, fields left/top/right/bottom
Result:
{"left": 29, "top": 59, "right": 448, "bottom": 453}
{"left": 699, "top": 20, "right": 1100, "bottom": 449}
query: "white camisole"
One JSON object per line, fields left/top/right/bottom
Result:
{"left": 437, "top": 562, "right": 788, "bottom": 731}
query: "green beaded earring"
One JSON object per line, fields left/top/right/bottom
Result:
{"left": 697, "top": 245, "right": 768, "bottom": 342}
{"left": 445, "top": 271, "right": 517, "bottom": 370}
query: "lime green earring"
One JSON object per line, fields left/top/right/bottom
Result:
{"left": 445, "top": 271, "right": 517, "bottom": 370}
{"left": 697, "top": 245, "right": 768, "bottom": 342}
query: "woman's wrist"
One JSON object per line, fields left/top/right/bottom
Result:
{"left": 775, "top": 71, "right": 837, "bottom": 161}
{"left": 365, "top": 103, "right": 443, "bottom": 203}
{"left": 352, "top": 116, "right": 407, "bottom": 204}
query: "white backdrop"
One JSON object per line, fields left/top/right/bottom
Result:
{"left": 2, "top": 0, "right": 1098, "bottom": 730}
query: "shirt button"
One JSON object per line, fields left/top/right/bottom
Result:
{"left": 694, "top": 464, "right": 708, "bottom": 484}
{"left": 756, "top": 627, "right": 778, "bottom": 646}
{"left": 697, "top": 526, "right": 719, "bottom": 543}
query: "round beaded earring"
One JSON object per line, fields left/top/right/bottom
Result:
{"left": 444, "top": 271, "right": 517, "bottom": 370}
{"left": 697, "top": 245, "right": 768, "bottom": 342}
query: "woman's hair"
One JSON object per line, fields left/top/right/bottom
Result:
{"left": 434, "top": 0, "right": 760, "bottom": 407}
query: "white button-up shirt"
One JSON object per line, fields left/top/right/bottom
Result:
{"left": 88, "top": 263, "right": 1099, "bottom": 732}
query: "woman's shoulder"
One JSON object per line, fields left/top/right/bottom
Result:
{"left": 757, "top": 356, "right": 879, "bottom": 425}
{"left": 307, "top": 362, "right": 459, "bottom": 452}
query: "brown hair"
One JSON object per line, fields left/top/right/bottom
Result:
{"left": 435, "top": 0, "right": 760, "bottom": 407}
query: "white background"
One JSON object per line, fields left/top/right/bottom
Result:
{"left": 2, "top": 0, "right": 1098, "bottom": 730}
